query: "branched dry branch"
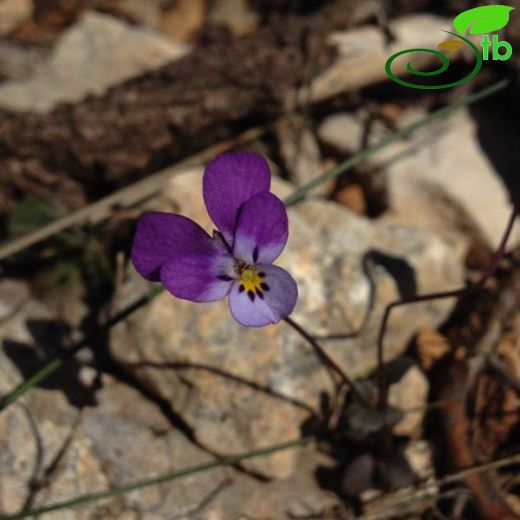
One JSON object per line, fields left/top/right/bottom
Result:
{"left": 360, "top": 452, "right": 520, "bottom": 520}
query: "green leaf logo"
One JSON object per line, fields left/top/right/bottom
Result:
{"left": 453, "top": 5, "right": 514, "bottom": 35}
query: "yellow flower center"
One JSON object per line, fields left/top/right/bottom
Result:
{"left": 237, "top": 267, "right": 269, "bottom": 302}
{"left": 240, "top": 268, "right": 263, "bottom": 291}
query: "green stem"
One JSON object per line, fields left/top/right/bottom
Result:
{"left": 0, "top": 436, "right": 314, "bottom": 520}
{"left": 0, "top": 358, "right": 64, "bottom": 412}
{"left": 283, "top": 78, "right": 509, "bottom": 206}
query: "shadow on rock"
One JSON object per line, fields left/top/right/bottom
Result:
{"left": 3, "top": 318, "right": 98, "bottom": 408}
{"left": 470, "top": 84, "right": 520, "bottom": 210}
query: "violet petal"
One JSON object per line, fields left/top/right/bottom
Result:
{"left": 233, "top": 192, "right": 288, "bottom": 264}
{"left": 203, "top": 152, "right": 271, "bottom": 244}
{"left": 161, "top": 248, "right": 235, "bottom": 302}
{"left": 131, "top": 211, "right": 224, "bottom": 281}
{"left": 229, "top": 264, "right": 298, "bottom": 327}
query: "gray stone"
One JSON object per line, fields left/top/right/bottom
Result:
{"left": 0, "top": 278, "right": 340, "bottom": 518}
{"left": 0, "top": 42, "right": 50, "bottom": 81}
{"left": 0, "top": 405, "right": 38, "bottom": 514}
{"left": 0, "top": 281, "right": 88, "bottom": 516}
{"left": 318, "top": 112, "right": 365, "bottom": 156}
{"left": 310, "top": 15, "right": 453, "bottom": 101}
{"left": 318, "top": 108, "right": 518, "bottom": 251}
{"left": 0, "top": 280, "right": 52, "bottom": 395}
{"left": 210, "top": 448, "right": 341, "bottom": 518}
{"left": 276, "top": 117, "right": 331, "bottom": 197}
{"left": 110, "top": 166, "right": 464, "bottom": 478}
{"left": 0, "top": 12, "right": 189, "bottom": 113}
{"left": 0, "top": 167, "right": 467, "bottom": 516}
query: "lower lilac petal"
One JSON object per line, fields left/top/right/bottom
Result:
{"left": 131, "top": 212, "right": 219, "bottom": 281}
{"left": 161, "top": 249, "right": 234, "bottom": 302}
{"left": 233, "top": 192, "right": 288, "bottom": 264}
{"left": 229, "top": 264, "right": 297, "bottom": 327}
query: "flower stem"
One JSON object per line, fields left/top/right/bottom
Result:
{"left": 284, "top": 316, "right": 370, "bottom": 408}
{"left": 376, "top": 207, "right": 518, "bottom": 409}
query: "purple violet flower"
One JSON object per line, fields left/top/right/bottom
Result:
{"left": 131, "top": 152, "right": 298, "bottom": 327}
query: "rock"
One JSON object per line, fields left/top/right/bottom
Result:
{"left": 415, "top": 327, "right": 451, "bottom": 372}
{"left": 404, "top": 440, "right": 434, "bottom": 481}
{"left": 207, "top": 447, "right": 341, "bottom": 518}
{"left": 103, "top": 0, "right": 162, "bottom": 28}
{"left": 0, "top": 405, "right": 38, "bottom": 514}
{"left": 0, "top": 12, "right": 189, "bottom": 113}
{"left": 160, "top": 0, "right": 206, "bottom": 44}
{"left": 0, "top": 42, "right": 50, "bottom": 80}
{"left": 276, "top": 117, "right": 331, "bottom": 197}
{"left": 382, "top": 109, "right": 517, "bottom": 251}
{"left": 319, "top": 112, "right": 365, "bottom": 155}
{"left": 0, "top": 161, "right": 466, "bottom": 515}
{"left": 387, "top": 365, "right": 429, "bottom": 437}
{"left": 0, "top": 373, "right": 234, "bottom": 518}
{"left": 0, "top": 281, "right": 87, "bottom": 516}
{"left": 66, "top": 376, "right": 231, "bottom": 519}
{"left": 0, "top": 279, "right": 30, "bottom": 323}
{"left": 209, "top": 0, "right": 259, "bottom": 37}
{"left": 110, "top": 166, "right": 463, "bottom": 478}
{"left": 0, "top": 277, "right": 340, "bottom": 518}
{"left": 0, "top": 280, "right": 230, "bottom": 518}
{"left": 0, "top": 280, "right": 53, "bottom": 395}
{"left": 334, "top": 184, "right": 367, "bottom": 215}
{"left": 0, "top": 0, "right": 32, "bottom": 36}
{"left": 309, "top": 15, "right": 453, "bottom": 102}
{"left": 318, "top": 108, "right": 517, "bottom": 251}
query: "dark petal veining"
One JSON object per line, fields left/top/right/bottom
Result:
{"left": 229, "top": 264, "right": 297, "bottom": 327}
{"left": 232, "top": 192, "right": 288, "bottom": 265}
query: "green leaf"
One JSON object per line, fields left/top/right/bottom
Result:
{"left": 9, "top": 199, "right": 60, "bottom": 237}
{"left": 453, "top": 5, "right": 514, "bottom": 35}
{"left": 36, "top": 260, "right": 81, "bottom": 290}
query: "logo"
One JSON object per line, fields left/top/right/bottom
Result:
{"left": 385, "top": 5, "right": 514, "bottom": 89}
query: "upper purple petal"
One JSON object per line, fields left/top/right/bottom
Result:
{"left": 229, "top": 264, "right": 298, "bottom": 327}
{"left": 131, "top": 211, "right": 224, "bottom": 281}
{"left": 233, "top": 192, "right": 288, "bottom": 265}
{"left": 203, "top": 152, "right": 271, "bottom": 245}
{"left": 160, "top": 249, "right": 234, "bottom": 303}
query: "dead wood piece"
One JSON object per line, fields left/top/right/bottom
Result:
{"left": 0, "top": 3, "right": 461, "bottom": 233}
{"left": 431, "top": 357, "right": 520, "bottom": 520}
{"left": 0, "top": 2, "right": 358, "bottom": 223}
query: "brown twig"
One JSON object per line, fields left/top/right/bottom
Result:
{"left": 376, "top": 207, "right": 518, "bottom": 409}
{"left": 284, "top": 316, "right": 370, "bottom": 408}
{"left": 360, "top": 450, "right": 520, "bottom": 520}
